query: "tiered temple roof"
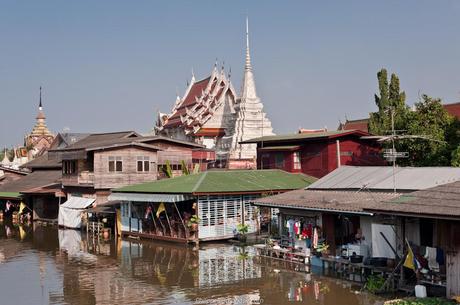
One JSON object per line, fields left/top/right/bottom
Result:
{"left": 156, "top": 18, "right": 274, "bottom": 163}
{"left": 160, "top": 66, "right": 237, "bottom": 136}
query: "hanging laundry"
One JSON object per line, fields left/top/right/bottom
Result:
{"left": 424, "top": 247, "right": 439, "bottom": 271}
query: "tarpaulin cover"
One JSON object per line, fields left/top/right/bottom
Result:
{"left": 58, "top": 197, "right": 95, "bottom": 229}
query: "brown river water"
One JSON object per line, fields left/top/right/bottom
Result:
{"left": 0, "top": 222, "right": 386, "bottom": 305}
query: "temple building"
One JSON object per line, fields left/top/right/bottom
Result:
{"left": 24, "top": 87, "right": 55, "bottom": 158}
{"left": 155, "top": 19, "right": 274, "bottom": 168}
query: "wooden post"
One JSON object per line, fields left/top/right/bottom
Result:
{"left": 399, "top": 217, "right": 406, "bottom": 288}
{"left": 173, "top": 202, "right": 187, "bottom": 237}
{"left": 164, "top": 206, "right": 172, "bottom": 236}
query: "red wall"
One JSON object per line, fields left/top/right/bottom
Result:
{"left": 257, "top": 136, "right": 384, "bottom": 178}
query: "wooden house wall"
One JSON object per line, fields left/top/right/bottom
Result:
{"left": 93, "top": 147, "right": 158, "bottom": 189}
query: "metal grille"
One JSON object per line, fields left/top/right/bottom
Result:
{"left": 198, "top": 195, "right": 260, "bottom": 239}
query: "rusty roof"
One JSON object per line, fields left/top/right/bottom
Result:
{"left": 253, "top": 188, "right": 401, "bottom": 215}
{"left": 365, "top": 180, "right": 460, "bottom": 219}
{"left": 0, "top": 170, "right": 61, "bottom": 193}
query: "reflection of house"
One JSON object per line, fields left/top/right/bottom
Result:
{"left": 241, "top": 130, "right": 384, "bottom": 178}
{"left": 49, "top": 131, "right": 213, "bottom": 205}
{"left": 110, "top": 170, "right": 315, "bottom": 242}
{"left": 254, "top": 166, "right": 460, "bottom": 298}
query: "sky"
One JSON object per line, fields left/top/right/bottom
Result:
{"left": 1, "top": 0, "right": 460, "bottom": 147}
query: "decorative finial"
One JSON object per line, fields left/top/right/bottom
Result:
{"left": 39, "top": 86, "right": 43, "bottom": 110}
{"left": 228, "top": 67, "right": 232, "bottom": 79}
{"left": 245, "top": 16, "right": 252, "bottom": 71}
{"left": 191, "top": 67, "right": 195, "bottom": 79}
{"left": 221, "top": 61, "right": 225, "bottom": 72}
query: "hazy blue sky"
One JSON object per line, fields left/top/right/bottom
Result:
{"left": 1, "top": 0, "right": 460, "bottom": 147}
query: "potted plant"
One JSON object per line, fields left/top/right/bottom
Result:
{"left": 187, "top": 215, "right": 200, "bottom": 231}
{"left": 236, "top": 223, "right": 250, "bottom": 243}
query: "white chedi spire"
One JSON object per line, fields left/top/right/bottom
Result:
{"left": 229, "top": 17, "right": 274, "bottom": 160}
{"left": 240, "top": 17, "right": 258, "bottom": 100}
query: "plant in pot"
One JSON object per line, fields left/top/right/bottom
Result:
{"left": 236, "top": 223, "right": 249, "bottom": 243}
{"left": 187, "top": 215, "right": 200, "bottom": 232}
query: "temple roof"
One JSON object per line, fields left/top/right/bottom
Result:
{"left": 162, "top": 68, "right": 236, "bottom": 133}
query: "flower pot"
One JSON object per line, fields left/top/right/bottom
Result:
{"left": 190, "top": 223, "right": 198, "bottom": 232}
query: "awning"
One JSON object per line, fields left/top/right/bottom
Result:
{"left": 58, "top": 197, "right": 95, "bottom": 229}
{"left": 109, "top": 192, "right": 193, "bottom": 203}
{"left": 0, "top": 192, "right": 22, "bottom": 199}
{"left": 61, "top": 197, "right": 95, "bottom": 209}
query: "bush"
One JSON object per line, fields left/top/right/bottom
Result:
{"left": 385, "top": 298, "right": 455, "bottom": 305}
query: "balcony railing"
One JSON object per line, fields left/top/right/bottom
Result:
{"left": 62, "top": 171, "right": 95, "bottom": 186}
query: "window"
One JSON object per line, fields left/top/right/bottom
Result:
{"left": 108, "top": 156, "right": 122, "bottom": 172}
{"left": 137, "top": 156, "right": 150, "bottom": 172}
{"left": 293, "top": 151, "right": 301, "bottom": 170}
{"left": 62, "top": 160, "right": 77, "bottom": 174}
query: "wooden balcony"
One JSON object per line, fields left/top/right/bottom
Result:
{"left": 62, "top": 171, "right": 95, "bottom": 186}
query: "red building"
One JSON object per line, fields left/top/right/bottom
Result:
{"left": 241, "top": 129, "right": 384, "bottom": 178}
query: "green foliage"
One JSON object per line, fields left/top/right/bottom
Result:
{"left": 236, "top": 223, "right": 249, "bottom": 235}
{"left": 451, "top": 145, "right": 460, "bottom": 167}
{"left": 398, "top": 95, "right": 457, "bottom": 166}
{"left": 187, "top": 215, "right": 200, "bottom": 227}
{"left": 364, "top": 274, "right": 385, "bottom": 293}
{"left": 387, "top": 298, "right": 455, "bottom": 305}
{"left": 162, "top": 160, "right": 173, "bottom": 178}
{"left": 369, "top": 68, "right": 409, "bottom": 136}
{"left": 369, "top": 68, "right": 460, "bottom": 166}
{"left": 181, "top": 160, "right": 190, "bottom": 175}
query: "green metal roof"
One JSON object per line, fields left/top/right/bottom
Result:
{"left": 241, "top": 130, "right": 367, "bottom": 144}
{"left": 114, "top": 170, "right": 316, "bottom": 194}
{"left": 0, "top": 192, "right": 22, "bottom": 199}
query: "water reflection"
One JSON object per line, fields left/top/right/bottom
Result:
{"left": 0, "top": 222, "right": 384, "bottom": 305}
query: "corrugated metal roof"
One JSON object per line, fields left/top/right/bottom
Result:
{"left": 308, "top": 166, "right": 460, "bottom": 191}
{"left": 253, "top": 189, "right": 400, "bottom": 215}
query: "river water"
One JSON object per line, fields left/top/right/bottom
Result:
{"left": 0, "top": 222, "right": 386, "bottom": 305}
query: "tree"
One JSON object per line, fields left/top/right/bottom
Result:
{"left": 399, "top": 95, "right": 453, "bottom": 166}
{"left": 369, "top": 68, "right": 460, "bottom": 166}
{"left": 369, "top": 69, "right": 409, "bottom": 135}
{"left": 452, "top": 146, "right": 460, "bottom": 167}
